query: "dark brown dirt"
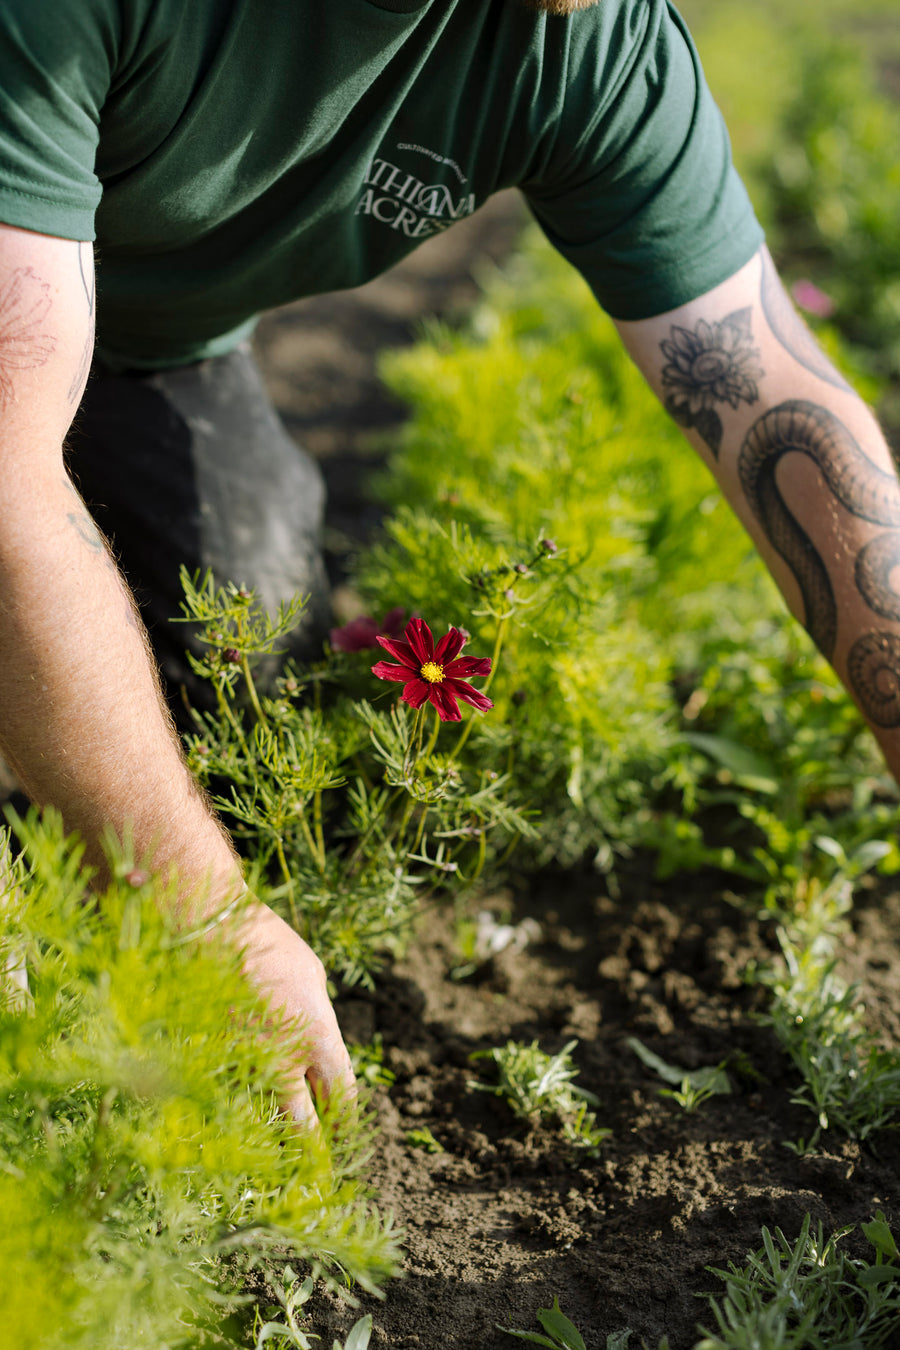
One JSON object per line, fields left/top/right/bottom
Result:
{"left": 251, "top": 193, "right": 900, "bottom": 1349}
{"left": 309, "top": 872, "right": 900, "bottom": 1350}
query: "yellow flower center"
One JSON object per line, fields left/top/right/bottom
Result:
{"left": 420, "top": 661, "right": 444, "bottom": 684}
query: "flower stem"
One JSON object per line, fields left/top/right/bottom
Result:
{"left": 451, "top": 615, "right": 507, "bottom": 761}
{"left": 241, "top": 654, "right": 266, "bottom": 725}
{"left": 424, "top": 705, "right": 442, "bottom": 758}
{"left": 411, "top": 803, "right": 429, "bottom": 856}
{"left": 313, "top": 790, "right": 326, "bottom": 870}
{"left": 403, "top": 706, "right": 425, "bottom": 777}
{"left": 275, "top": 835, "right": 301, "bottom": 928}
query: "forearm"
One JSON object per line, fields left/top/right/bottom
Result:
{"left": 0, "top": 466, "right": 241, "bottom": 910}
{"left": 615, "top": 246, "right": 900, "bottom": 784}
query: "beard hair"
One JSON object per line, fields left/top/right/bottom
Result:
{"left": 519, "top": 0, "right": 601, "bottom": 13}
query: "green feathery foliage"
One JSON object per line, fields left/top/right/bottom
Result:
{"left": 0, "top": 811, "right": 400, "bottom": 1350}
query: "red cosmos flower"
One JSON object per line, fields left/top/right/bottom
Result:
{"left": 372, "top": 617, "right": 493, "bottom": 722}
{"left": 330, "top": 606, "right": 406, "bottom": 653}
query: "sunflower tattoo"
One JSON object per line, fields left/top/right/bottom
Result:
{"left": 660, "top": 306, "right": 763, "bottom": 457}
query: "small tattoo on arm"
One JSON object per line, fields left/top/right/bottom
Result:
{"left": 67, "top": 510, "right": 105, "bottom": 553}
{"left": 0, "top": 267, "right": 56, "bottom": 408}
{"left": 660, "top": 307, "right": 763, "bottom": 457}
{"left": 759, "top": 246, "right": 852, "bottom": 394}
{"left": 67, "top": 242, "right": 95, "bottom": 405}
{"left": 738, "top": 398, "right": 900, "bottom": 726}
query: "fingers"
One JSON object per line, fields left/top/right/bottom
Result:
{"left": 284, "top": 1012, "right": 358, "bottom": 1130}
{"left": 306, "top": 1024, "right": 358, "bottom": 1116}
{"left": 234, "top": 901, "right": 359, "bottom": 1132}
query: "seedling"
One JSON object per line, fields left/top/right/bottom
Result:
{"left": 500, "top": 1296, "right": 586, "bottom": 1349}
{"left": 451, "top": 907, "right": 541, "bottom": 980}
{"left": 349, "top": 1035, "right": 396, "bottom": 1090}
{"left": 697, "top": 1212, "right": 900, "bottom": 1349}
{"left": 750, "top": 840, "right": 900, "bottom": 1146}
{"left": 405, "top": 1126, "right": 444, "bottom": 1154}
{"left": 254, "top": 1267, "right": 374, "bottom": 1349}
{"left": 627, "top": 1037, "right": 731, "bottom": 1113}
{"left": 469, "top": 1039, "right": 610, "bottom": 1153}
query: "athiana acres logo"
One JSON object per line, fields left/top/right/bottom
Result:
{"left": 355, "top": 142, "right": 476, "bottom": 240}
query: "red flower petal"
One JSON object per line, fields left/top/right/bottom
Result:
{"left": 400, "top": 677, "right": 432, "bottom": 709}
{"left": 382, "top": 606, "right": 407, "bottom": 637}
{"left": 330, "top": 615, "right": 379, "bottom": 652}
{"left": 404, "top": 617, "right": 435, "bottom": 667}
{"left": 445, "top": 678, "right": 494, "bottom": 712}
{"left": 371, "top": 660, "right": 414, "bottom": 683}
{"left": 433, "top": 627, "right": 466, "bottom": 665}
{"left": 429, "top": 681, "right": 462, "bottom": 722}
{"left": 445, "top": 656, "right": 492, "bottom": 679}
{"left": 375, "top": 634, "right": 418, "bottom": 669}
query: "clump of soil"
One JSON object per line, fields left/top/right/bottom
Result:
{"left": 254, "top": 192, "right": 900, "bottom": 1349}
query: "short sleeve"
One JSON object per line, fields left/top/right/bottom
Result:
{"left": 0, "top": 0, "right": 118, "bottom": 241}
{"left": 523, "top": 0, "right": 764, "bottom": 320}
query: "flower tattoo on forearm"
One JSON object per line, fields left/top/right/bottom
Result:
{"left": 0, "top": 266, "right": 56, "bottom": 408}
{"left": 659, "top": 307, "right": 763, "bottom": 456}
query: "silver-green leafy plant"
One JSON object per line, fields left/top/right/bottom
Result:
{"left": 696, "top": 1212, "right": 900, "bottom": 1350}
{"left": 469, "top": 1038, "right": 610, "bottom": 1153}
{"left": 751, "top": 836, "right": 900, "bottom": 1147}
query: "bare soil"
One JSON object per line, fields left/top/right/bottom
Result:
{"left": 252, "top": 193, "right": 900, "bottom": 1349}
{"left": 319, "top": 872, "right": 900, "bottom": 1350}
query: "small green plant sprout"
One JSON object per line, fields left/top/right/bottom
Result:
{"left": 499, "top": 1296, "right": 586, "bottom": 1349}
{"left": 750, "top": 837, "right": 900, "bottom": 1148}
{"left": 627, "top": 1037, "right": 732, "bottom": 1113}
{"left": 695, "top": 1212, "right": 900, "bottom": 1350}
{"left": 405, "top": 1125, "right": 445, "bottom": 1154}
{"left": 348, "top": 1035, "right": 396, "bottom": 1090}
{"left": 254, "top": 1268, "right": 374, "bottom": 1349}
{"left": 451, "top": 906, "right": 542, "bottom": 979}
{"left": 469, "top": 1039, "right": 610, "bottom": 1153}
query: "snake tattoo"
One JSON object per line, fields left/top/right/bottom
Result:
{"left": 739, "top": 399, "right": 900, "bottom": 727}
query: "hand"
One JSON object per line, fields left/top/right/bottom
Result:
{"left": 230, "top": 899, "right": 357, "bottom": 1130}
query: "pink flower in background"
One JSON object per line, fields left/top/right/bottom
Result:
{"left": 372, "top": 617, "right": 493, "bottom": 722}
{"left": 330, "top": 606, "right": 406, "bottom": 653}
{"left": 791, "top": 279, "right": 836, "bottom": 319}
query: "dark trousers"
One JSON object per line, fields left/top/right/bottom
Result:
{"left": 65, "top": 345, "right": 331, "bottom": 728}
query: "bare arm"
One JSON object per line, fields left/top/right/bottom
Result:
{"left": 0, "top": 223, "right": 352, "bottom": 1124}
{"left": 614, "top": 245, "right": 900, "bottom": 783}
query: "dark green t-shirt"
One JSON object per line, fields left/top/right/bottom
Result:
{"left": 0, "top": 0, "right": 763, "bottom": 368}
